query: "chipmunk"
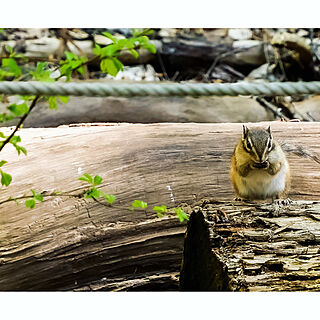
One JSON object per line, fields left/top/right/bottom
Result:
{"left": 230, "top": 125, "right": 290, "bottom": 201}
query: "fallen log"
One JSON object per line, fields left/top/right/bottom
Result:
{"left": 1, "top": 122, "right": 320, "bottom": 290}
{"left": 0, "top": 95, "right": 274, "bottom": 128}
{"left": 180, "top": 199, "right": 320, "bottom": 291}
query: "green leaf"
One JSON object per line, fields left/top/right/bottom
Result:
{"left": 93, "top": 44, "right": 101, "bottom": 55}
{"left": 77, "top": 66, "right": 85, "bottom": 75}
{"left": 104, "top": 194, "right": 116, "bottom": 205}
{"left": 132, "top": 28, "right": 154, "bottom": 37}
{"left": 101, "top": 44, "right": 119, "bottom": 58}
{"left": 25, "top": 199, "right": 36, "bottom": 209}
{"left": 142, "top": 43, "right": 156, "bottom": 54}
{"left": 0, "top": 170, "right": 12, "bottom": 186}
{"left": 30, "top": 62, "right": 54, "bottom": 82}
{"left": 102, "top": 32, "right": 117, "bottom": 42}
{"left": 153, "top": 205, "right": 167, "bottom": 214}
{"left": 9, "top": 135, "right": 21, "bottom": 144}
{"left": 0, "top": 131, "right": 5, "bottom": 138}
{"left": 19, "top": 146, "right": 27, "bottom": 156}
{"left": 8, "top": 103, "right": 29, "bottom": 116}
{"left": 117, "top": 39, "right": 129, "bottom": 50}
{"left": 83, "top": 173, "right": 93, "bottom": 184}
{"left": 100, "top": 58, "right": 119, "bottom": 76}
{"left": 85, "top": 187, "right": 101, "bottom": 198}
{"left": 129, "top": 49, "right": 139, "bottom": 59}
{"left": 132, "top": 28, "right": 143, "bottom": 37}
{"left": 58, "top": 96, "right": 69, "bottom": 104}
{"left": 131, "top": 200, "right": 148, "bottom": 210}
{"left": 48, "top": 96, "right": 58, "bottom": 109}
{"left": 35, "top": 194, "right": 44, "bottom": 202}
{"left": 174, "top": 207, "right": 189, "bottom": 222}
{"left": 93, "top": 175, "right": 103, "bottom": 186}
{"left": 2, "top": 58, "right": 21, "bottom": 77}
{"left": 13, "top": 145, "right": 21, "bottom": 155}
{"left": 65, "top": 51, "right": 77, "bottom": 61}
{"left": 153, "top": 205, "right": 167, "bottom": 218}
{"left": 30, "top": 189, "right": 43, "bottom": 202}
{"left": 0, "top": 160, "right": 7, "bottom": 167}
{"left": 5, "top": 45, "right": 13, "bottom": 55}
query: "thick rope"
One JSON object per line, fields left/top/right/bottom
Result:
{"left": 0, "top": 81, "right": 320, "bottom": 97}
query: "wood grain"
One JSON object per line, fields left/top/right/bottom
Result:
{"left": 181, "top": 199, "right": 320, "bottom": 291}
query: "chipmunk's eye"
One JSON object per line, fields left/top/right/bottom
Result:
{"left": 267, "top": 140, "right": 272, "bottom": 150}
{"left": 246, "top": 140, "right": 252, "bottom": 150}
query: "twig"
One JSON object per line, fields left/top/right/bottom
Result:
{"left": 0, "top": 191, "right": 84, "bottom": 206}
{"left": 91, "top": 196, "right": 147, "bottom": 213}
{"left": 203, "top": 47, "right": 252, "bottom": 82}
{"left": 0, "top": 95, "right": 40, "bottom": 153}
{"left": 157, "top": 51, "right": 169, "bottom": 81}
{"left": 256, "top": 97, "right": 290, "bottom": 121}
{"left": 0, "top": 56, "right": 60, "bottom": 64}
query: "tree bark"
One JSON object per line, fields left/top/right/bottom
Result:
{"left": 180, "top": 199, "right": 320, "bottom": 291}
{"left": 1, "top": 122, "right": 320, "bottom": 290}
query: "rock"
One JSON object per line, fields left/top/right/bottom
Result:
{"left": 93, "top": 34, "right": 113, "bottom": 46}
{"left": 246, "top": 63, "right": 274, "bottom": 81}
{"left": 67, "top": 29, "right": 89, "bottom": 40}
{"left": 297, "top": 29, "right": 309, "bottom": 37}
{"left": 159, "top": 28, "right": 178, "bottom": 38}
{"left": 6, "top": 28, "right": 49, "bottom": 40}
{"left": 104, "top": 65, "right": 160, "bottom": 81}
{"left": 205, "top": 29, "right": 229, "bottom": 41}
{"left": 228, "top": 28, "right": 252, "bottom": 40}
{"left": 233, "top": 40, "right": 262, "bottom": 49}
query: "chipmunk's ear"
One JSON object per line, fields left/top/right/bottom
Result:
{"left": 242, "top": 125, "right": 249, "bottom": 140}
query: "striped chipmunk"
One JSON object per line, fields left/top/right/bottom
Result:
{"left": 230, "top": 125, "right": 290, "bottom": 202}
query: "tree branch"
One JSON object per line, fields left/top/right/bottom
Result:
{"left": 0, "top": 95, "right": 40, "bottom": 153}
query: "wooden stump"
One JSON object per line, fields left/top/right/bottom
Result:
{"left": 180, "top": 199, "right": 320, "bottom": 291}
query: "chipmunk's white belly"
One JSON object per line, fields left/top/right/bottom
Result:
{"left": 240, "top": 161, "right": 288, "bottom": 199}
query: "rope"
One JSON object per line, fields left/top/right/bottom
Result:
{"left": 0, "top": 81, "right": 320, "bottom": 97}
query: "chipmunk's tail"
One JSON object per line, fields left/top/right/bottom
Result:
{"left": 280, "top": 142, "right": 320, "bottom": 164}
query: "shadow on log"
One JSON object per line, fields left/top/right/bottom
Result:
{"left": 180, "top": 199, "right": 320, "bottom": 291}
{"left": 180, "top": 208, "right": 231, "bottom": 290}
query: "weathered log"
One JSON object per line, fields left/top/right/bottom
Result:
{"left": 180, "top": 199, "right": 320, "bottom": 291}
{"left": 1, "top": 122, "right": 320, "bottom": 290}
{"left": 0, "top": 95, "right": 274, "bottom": 128}
{"left": 157, "top": 38, "right": 265, "bottom": 80}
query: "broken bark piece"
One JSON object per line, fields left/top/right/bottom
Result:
{"left": 180, "top": 200, "right": 320, "bottom": 291}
